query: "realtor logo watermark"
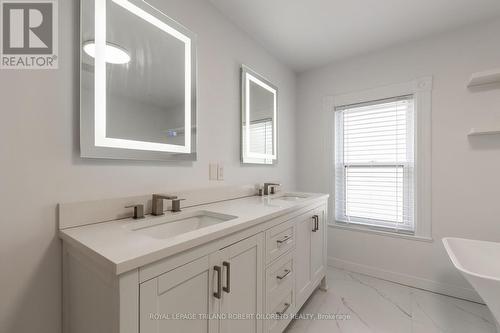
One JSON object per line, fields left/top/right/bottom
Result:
{"left": 1, "top": 0, "right": 58, "bottom": 69}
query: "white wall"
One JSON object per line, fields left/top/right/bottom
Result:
{"left": 0, "top": 0, "right": 296, "bottom": 332}
{"left": 296, "top": 18, "right": 500, "bottom": 301}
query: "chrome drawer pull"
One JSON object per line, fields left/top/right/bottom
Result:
{"left": 223, "top": 261, "right": 230, "bottom": 293}
{"left": 276, "top": 235, "right": 291, "bottom": 244}
{"left": 213, "top": 266, "right": 222, "bottom": 299}
{"left": 276, "top": 269, "right": 291, "bottom": 280}
{"left": 276, "top": 302, "right": 291, "bottom": 317}
{"left": 312, "top": 215, "right": 319, "bottom": 232}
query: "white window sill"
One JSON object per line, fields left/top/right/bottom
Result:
{"left": 329, "top": 222, "right": 433, "bottom": 243}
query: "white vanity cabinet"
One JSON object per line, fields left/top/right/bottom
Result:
{"left": 61, "top": 198, "right": 328, "bottom": 333}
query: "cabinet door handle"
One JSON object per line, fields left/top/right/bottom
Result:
{"left": 275, "top": 302, "right": 291, "bottom": 317}
{"left": 213, "top": 266, "right": 222, "bottom": 299}
{"left": 276, "top": 269, "right": 291, "bottom": 280}
{"left": 312, "top": 215, "right": 319, "bottom": 232}
{"left": 277, "top": 235, "right": 291, "bottom": 244}
{"left": 223, "top": 261, "right": 230, "bottom": 293}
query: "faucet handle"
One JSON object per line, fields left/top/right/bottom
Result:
{"left": 125, "top": 204, "right": 145, "bottom": 219}
{"left": 270, "top": 184, "right": 281, "bottom": 194}
{"left": 171, "top": 198, "right": 186, "bottom": 213}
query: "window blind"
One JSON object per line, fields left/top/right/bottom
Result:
{"left": 243, "top": 118, "right": 273, "bottom": 164}
{"left": 335, "top": 96, "right": 415, "bottom": 233}
{"left": 249, "top": 119, "right": 273, "bottom": 155}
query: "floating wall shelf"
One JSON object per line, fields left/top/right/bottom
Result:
{"left": 468, "top": 127, "right": 500, "bottom": 136}
{"left": 468, "top": 68, "right": 500, "bottom": 87}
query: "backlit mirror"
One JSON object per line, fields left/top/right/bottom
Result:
{"left": 80, "top": 0, "right": 197, "bottom": 161}
{"left": 241, "top": 66, "right": 278, "bottom": 165}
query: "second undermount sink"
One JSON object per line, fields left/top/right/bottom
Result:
{"left": 130, "top": 211, "right": 237, "bottom": 240}
{"left": 271, "top": 193, "right": 310, "bottom": 202}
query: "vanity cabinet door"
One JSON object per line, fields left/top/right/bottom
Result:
{"left": 139, "top": 233, "right": 264, "bottom": 333}
{"left": 310, "top": 207, "right": 326, "bottom": 285}
{"left": 294, "top": 206, "right": 327, "bottom": 308}
{"left": 294, "top": 212, "right": 314, "bottom": 308}
{"left": 139, "top": 255, "right": 218, "bottom": 333}
{"left": 219, "top": 234, "right": 264, "bottom": 333}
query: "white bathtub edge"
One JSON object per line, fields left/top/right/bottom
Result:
{"left": 442, "top": 237, "right": 500, "bottom": 283}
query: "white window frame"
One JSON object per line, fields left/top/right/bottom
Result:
{"left": 326, "top": 77, "right": 433, "bottom": 241}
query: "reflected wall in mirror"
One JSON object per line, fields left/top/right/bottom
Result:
{"left": 241, "top": 66, "right": 278, "bottom": 165}
{"left": 81, "top": 0, "right": 197, "bottom": 161}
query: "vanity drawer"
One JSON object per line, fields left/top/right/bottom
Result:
{"left": 267, "top": 290, "right": 294, "bottom": 333}
{"left": 266, "top": 220, "right": 295, "bottom": 263}
{"left": 266, "top": 250, "right": 294, "bottom": 303}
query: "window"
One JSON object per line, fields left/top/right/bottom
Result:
{"left": 335, "top": 95, "right": 415, "bottom": 234}
{"left": 330, "top": 78, "right": 432, "bottom": 239}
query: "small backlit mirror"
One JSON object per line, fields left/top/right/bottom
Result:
{"left": 241, "top": 65, "right": 278, "bottom": 165}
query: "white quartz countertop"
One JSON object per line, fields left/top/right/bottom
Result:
{"left": 59, "top": 192, "right": 329, "bottom": 275}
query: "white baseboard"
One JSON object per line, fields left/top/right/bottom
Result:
{"left": 328, "top": 257, "right": 483, "bottom": 304}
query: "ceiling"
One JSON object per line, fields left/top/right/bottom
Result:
{"left": 209, "top": 0, "right": 500, "bottom": 72}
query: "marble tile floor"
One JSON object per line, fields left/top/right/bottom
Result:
{"left": 285, "top": 267, "right": 497, "bottom": 333}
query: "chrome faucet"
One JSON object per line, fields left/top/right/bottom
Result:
{"left": 151, "top": 194, "right": 178, "bottom": 216}
{"left": 263, "top": 183, "right": 281, "bottom": 195}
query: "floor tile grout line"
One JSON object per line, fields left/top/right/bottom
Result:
{"left": 330, "top": 266, "right": 486, "bottom": 306}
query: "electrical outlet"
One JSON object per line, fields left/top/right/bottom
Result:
{"left": 217, "top": 164, "right": 224, "bottom": 181}
{"left": 209, "top": 163, "right": 218, "bottom": 180}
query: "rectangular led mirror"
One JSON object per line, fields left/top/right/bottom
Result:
{"left": 80, "top": 0, "right": 197, "bottom": 161}
{"left": 241, "top": 65, "right": 278, "bottom": 165}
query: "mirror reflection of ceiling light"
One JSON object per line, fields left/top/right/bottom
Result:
{"left": 83, "top": 41, "right": 131, "bottom": 64}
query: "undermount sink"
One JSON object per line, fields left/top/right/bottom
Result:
{"left": 130, "top": 210, "right": 237, "bottom": 240}
{"left": 271, "top": 193, "right": 309, "bottom": 202}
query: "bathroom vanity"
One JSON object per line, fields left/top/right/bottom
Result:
{"left": 59, "top": 191, "right": 328, "bottom": 333}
